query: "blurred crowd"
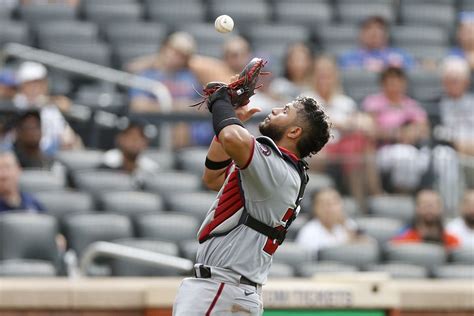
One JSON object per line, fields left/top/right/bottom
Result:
{"left": 0, "top": 7, "right": 473, "bottom": 265}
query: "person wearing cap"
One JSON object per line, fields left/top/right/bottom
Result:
{"left": 339, "top": 16, "right": 414, "bottom": 72}
{"left": 449, "top": 12, "right": 474, "bottom": 73}
{"left": 0, "top": 69, "right": 17, "bottom": 101}
{"left": 101, "top": 119, "right": 159, "bottom": 188}
{"left": 13, "top": 61, "right": 81, "bottom": 156}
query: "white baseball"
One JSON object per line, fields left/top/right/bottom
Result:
{"left": 215, "top": 15, "right": 234, "bottom": 33}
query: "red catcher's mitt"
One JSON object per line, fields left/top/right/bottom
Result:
{"left": 191, "top": 57, "right": 268, "bottom": 110}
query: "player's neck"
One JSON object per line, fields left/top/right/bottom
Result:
{"left": 276, "top": 139, "right": 300, "bottom": 159}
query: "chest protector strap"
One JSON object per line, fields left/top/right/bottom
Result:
{"left": 241, "top": 137, "right": 308, "bottom": 245}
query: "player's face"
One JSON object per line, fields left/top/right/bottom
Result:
{"left": 258, "top": 102, "right": 298, "bottom": 142}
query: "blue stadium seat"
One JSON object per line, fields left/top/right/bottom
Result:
{"left": 147, "top": 1, "right": 205, "bottom": 26}
{"left": 43, "top": 42, "right": 112, "bottom": 67}
{"left": 341, "top": 69, "right": 379, "bottom": 105}
{"left": 35, "top": 190, "right": 95, "bottom": 220}
{"left": 272, "top": 242, "right": 313, "bottom": 268}
{"left": 355, "top": 217, "right": 404, "bottom": 245}
{"left": 367, "top": 263, "right": 428, "bottom": 279}
{"left": 433, "top": 264, "right": 474, "bottom": 279}
{"left": 105, "top": 22, "right": 167, "bottom": 47}
{"left": 36, "top": 21, "right": 99, "bottom": 48}
{"left": 19, "top": 169, "right": 66, "bottom": 193}
{"left": 248, "top": 24, "right": 311, "bottom": 49}
{"left": 268, "top": 263, "right": 295, "bottom": 278}
{"left": 167, "top": 192, "right": 216, "bottom": 220}
{"left": 407, "top": 69, "right": 443, "bottom": 103}
{"left": 400, "top": 4, "right": 456, "bottom": 30}
{"left": 19, "top": 4, "right": 77, "bottom": 25}
{"left": 297, "top": 261, "right": 358, "bottom": 277}
{"left": 176, "top": 147, "right": 208, "bottom": 175}
{"left": 337, "top": 2, "right": 394, "bottom": 24}
{"left": 56, "top": 150, "right": 104, "bottom": 172}
{"left": 318, "top": 241, "right": 380, "bottom": 269}
{"left": 73, "top": 170, "right": 135, "bottom": 194}
{"left": 99, "top": 191, "right": 164, "bottom": 217}
{"left": 83, "top": 3, "right": 142, "bottom": 28}
{"left": 391, "top": 25, "right": 448, "bottom": 47}
{"left": 209, "top": 0, "right": 271, "bottom": 25}
{"left": 144, "top": 171, "right": 202, "bottom": 196}
{"left": 367, "top": 195, "right": 415, "bottom": 224}
{"left": 384, "top": 243, "right": 447, "bottom": 271}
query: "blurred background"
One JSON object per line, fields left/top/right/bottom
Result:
{"left": 0, "top": 0, "right": 473, "bottom": 289}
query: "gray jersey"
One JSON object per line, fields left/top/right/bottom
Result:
{"left": 196, "top": 136, "right": 301, "bottom": 285}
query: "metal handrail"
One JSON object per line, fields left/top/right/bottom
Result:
{"left": 2, "top": 42, "right": 174, "bottom": 149}
{"left": 79, "top": 241, "right": 194, "bottom": 277}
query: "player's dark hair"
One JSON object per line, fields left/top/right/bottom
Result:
{"left": 294, "top": 96, "right": 331, "bottom": 158}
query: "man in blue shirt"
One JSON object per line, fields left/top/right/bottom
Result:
{"left": 339, "top": 16, "right": 414, "bottom": 72}
{"left": 0, "top": 150, "right": 44, "bottom": 213}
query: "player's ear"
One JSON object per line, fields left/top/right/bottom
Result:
{"left": 287, "top": 126, "right": 303, "bottom": 140}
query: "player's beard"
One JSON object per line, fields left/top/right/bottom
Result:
{"left": 258, "top": 120, "right": 287, "bottom": 143}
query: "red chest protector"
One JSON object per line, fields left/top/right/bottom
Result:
{"left": 198, "top": 137, "right": 308, "bottom": 249}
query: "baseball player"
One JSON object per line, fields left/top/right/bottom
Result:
{"left": 173, "top": 61, "right": 331, "bottom": 315}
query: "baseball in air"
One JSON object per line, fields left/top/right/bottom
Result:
{"left": 215, "top": 15, "right": 234, "bottom": 33}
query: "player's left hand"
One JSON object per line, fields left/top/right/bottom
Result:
{"left": 235, "top": 105, "right": 261, "bottom": 123}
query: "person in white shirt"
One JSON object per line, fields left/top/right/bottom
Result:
{"left": 296, "top": 188, "right": 358, "bottom": 258}
{"left": 447, "top": 190, "right": 474, "bottom": 249}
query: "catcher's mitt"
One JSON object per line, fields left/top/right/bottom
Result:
{"left": 191, "top": 57, "right": 268, "bottom": 110}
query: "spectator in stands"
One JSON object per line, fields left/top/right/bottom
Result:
{"left": 269, "top": 42, "right": 314, "bottom": 102}
{"left": 305, "top": 55, "right": 381, "bottom": 207}
{"left": 13, "top": 61, "right": 81, "bottom": 155}
{"left": 0, "top": 150, "right": 44, "bottom": 213}
{"left": 436, "top": 57, "right": 474, "bottom": 188}
{"left": 339, "top": 16, "right": 414, "bottom": 72}
{"left": 449, "top": 12, "right": 474, "bottom": 73}
{"left": 447, "top": 190, "right": 474, "bottom": 249}
{"left": 296, "top": 188, "right": 361, "bottom": 258}
{"left": 129, "top": 32, "right": 201, "bottom": 113}
{"left": 222, "top": 35, "right": 252, "bottom": 74}
{"left": 0, "top": 69, "right": 17, "bottom": 101}
{"left": 362, "top": 67, "right": 429, "bottom": 145}
{"left": 392, "top": 190, "right": 460, "bottom": 250}
{"left": 101, "top": 118, "right": 158, "bottom": 188}
{"left": 13, "top": 110, "right": 53, "bottom": 169}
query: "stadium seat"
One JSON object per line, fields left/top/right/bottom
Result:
{"left": 367, "top": 263, "right": 428, "bottom": 279}
{"left": 136, "top": 213, "right": 199, "bottom": 243}
{"left": 110, "top": 238, "right": 183, "bottom": 277}
{"left": 81, "top": 0, "right": 137, "bottom": 8}
{"left": 83, "top": 3, "right": 142, "bottom": 28}
{"left": 337, "top": 2, "right": 394, "bottom": 24}
{"left": 355, "top": 217, "right": 404, "bottom": 245}
{"left": 451, "top": 247, "right": 474, "bottom": 265}
{"left": 73, "top": 170, "right": 134, "bottom": 194}
{"left": 44, "top": 42, "right": 112, "bottom": 67}
{"left": 19, "top": 4, "right": 77, "bottom": 26}
{"left": 384, "top": 243, "right": 446, "bottom": 271}
{"left": 74, "top": 88, "right": 126, "bottom": 112}
{"left": 400, "top": 4, "right": 455, "bottom": 30}
{"left": 318, "top": 241, "right": 380, "bottom": 269}
{"left": 390, "top": 25, "right": 448, "bottom": 48}
{"left": 274, "top": 2, "right": 332, "bottom": 27}
{"left": 179, "top": 239, "right": 198, "bottom": 261}
{"left": 179, "top": 23, "right": 238, "bottom": 50}
{"left": 99, "top": 191, "right": 164, "bottom": 217}
{"left": 400, "top": 44, "right": 448, "bottom": 69}
{"left": 460, "top": 0, "right": 474, "bottom": 11}
{"left": 272, "top": 242, "right": 313, "bottom": 268}
{"left": 56, "top": 150, "right": 104, "bottom": 172}
{"left": 35, "top": 190, "right": 94, "bottom": 219}
{"left": 297, "top": 261, "right": 358, "bottom": 278}
{"left": 341, "top": 69, "right": 379, "bottom": 105}
{"left": 63, "top": 213, "right": 133, "bottom": 259}
{"left": 142, "top": 150, "right": 175, "bottom": 170}
{"left": 368, "top": 195, "right": 415, "bottom": 224}
{"left": 144, "top": 171, "right": 202, "bottom": 195}
{"left": 0, "top": 5, "right": 12, "bottom": 20}
{"left": 19, "top": 169, "right": 65, "bottom": 193}
{"left": 167, "top": 192, "right": 216, "bottom": 220}
{"left": 105, "top": 22, "right": 167, "bottom": 47}
{"left": 0, "top": 259, "right": 57, "bottom": 277}
{"left": 407, "top": 69, "right": 443, "bottom": 103}
{"left": 36, "top": 21, "right": 99, "bottom": 48}
{"left": 209, "top": 0, "right": 270, "bottom": 26}
{"left": 0, "top": 213, "right": 59, "bottom": 275}
{"left": 300, "top": 172, "right": 335, "bottom": 213}
{"left": 433, "top": 264, "right": 474, "bottom": 279}
{"left": 248, "top": 24, "right": 311, "bottom": 48}
{"left": 268, "top": 263, "right": 295, "bottom": 278}
{"left": 176, "top": 147, "right": 208, "bottom": 175}
{"left": 147, "top": 1, "right": 205, "bottom": 26}
{"left": 0, "top": 21, "right": 29, "bottom": 47}
{"left": 316, "top": 24, "right": 358, "bottom": 49}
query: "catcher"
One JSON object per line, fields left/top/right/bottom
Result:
{"left": 173, "top": 58, "right": 331, "bottom": 315}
